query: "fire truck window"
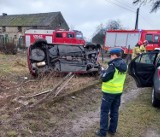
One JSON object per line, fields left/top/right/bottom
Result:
{"left": 56, "top": 33, "right": 62, "bottom": 38}
{"left": 76, "top": 33, "right": 83, "bottom": 39}
{"left": 67, "top": 34, "right": 74, "bottom": 38}
{"left": 154, "top": 35, "right": 159, "bottom": 43}
{"left": 145, "top": 34, "right": 153, "bottom": 43}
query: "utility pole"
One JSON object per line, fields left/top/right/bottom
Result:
{"left": 135, "top": 7, "right": 139, "bottom": 30}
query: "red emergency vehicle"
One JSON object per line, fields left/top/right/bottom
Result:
{"left": 104, "top": 29, "right": 160, "bottom": 55}
{"left": 25, "top": 29, "right": 85, "bottom": 47}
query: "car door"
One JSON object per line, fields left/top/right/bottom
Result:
{"left": 128, "top": 51, "right": 159, "bottom": 87}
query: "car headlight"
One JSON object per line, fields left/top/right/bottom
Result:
{"left": 36, "top": 61, "right": 46, "bottom": 67}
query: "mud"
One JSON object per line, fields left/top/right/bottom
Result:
{"left": 61, "top": 78, "right": 145, "bottom": 137}
{"left": 143, "top": 129, "right": 160, "bottom": 137}
{"left": 0, "top": 53, "right": 159, "bottom": 137}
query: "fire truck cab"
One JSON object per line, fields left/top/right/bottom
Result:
{"left": 25, "top": 29, "right": 85, "bottom": 47}
{"left": 104, "top": 29, "right": 160, "bottom": 55}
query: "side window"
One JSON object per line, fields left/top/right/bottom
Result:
{"left": 156, "top": 54, "right": 160, "bottom": 67}
{"left": 145, "top": 34, "right": 153, "bottom": 43}
{"left": 154, "top": 35, "right": 159, "bottom": 43}
{"left": 76, "top": 32, "right": 83, "bottom": 39}
{"left": 2, "top": 26, "right": 6, "bottom": 32}
{"left": 56, "top": 33, "right": 62, "bottom": 38}
{"left": 135, "top": 53, "right": 157, "bottom": 64}
{"left": 135, "top": 56, "right": 141, "bottom": 63}
{"left": 67, "top": 33, "right": 74, "bottom": 38}
{"left": 156, "top": 58, "right": 160, "bottom": 67}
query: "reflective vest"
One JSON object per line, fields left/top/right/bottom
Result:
{"left": 102, "top": 68, "right": 126, "bottom": 94}
{"left": 140, "top": 44, "right": 146, "bottom": 53}
{"left": 132, "top": 46, "right": 140, "bottom": 59}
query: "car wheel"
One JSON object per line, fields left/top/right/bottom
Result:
{"left": 152, "top": 88, "right": 160, "bottom": 107}
{"left": 27, "top": 47, "right": 38, "bottom": 77}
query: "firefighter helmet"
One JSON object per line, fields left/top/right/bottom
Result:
{"left": 143, "top": 40, "right": 148, "bottom": 44}
{"left": 138, "top": 41, "right": 143, "bottom": 45}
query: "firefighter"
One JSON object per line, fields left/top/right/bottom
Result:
{"left": 96, "top": 48, "right": 127, "bottom": 137}
{"left": 132, "top": 41, "right": 142, "bottom": 59}
{"left": 140, "top": 40, "right": 148, "bottom": 53}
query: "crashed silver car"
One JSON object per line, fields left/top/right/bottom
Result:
{"left": 27, "top": 39, "right": 101, "bottom": 76}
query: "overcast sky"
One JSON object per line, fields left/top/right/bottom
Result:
{"left": 0, "top": 0, "right": 160, "bottom": 40}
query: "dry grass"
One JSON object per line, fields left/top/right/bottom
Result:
{"left": 0, "top": 52, "right": 100, "bottom": 137}
{"left": 0, "top": 53, "right": 28, "bottom": 78}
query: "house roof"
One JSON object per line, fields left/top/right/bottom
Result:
{"left": 0, "top": 12, "right": 61, "bottom": 27}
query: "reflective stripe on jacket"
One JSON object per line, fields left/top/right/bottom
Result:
{"left": 101, "top": 68, "right": 126, "bottom": 94}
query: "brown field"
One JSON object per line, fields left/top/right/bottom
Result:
{"left": 0, "top": 53, "right": 160, "bottom": 137}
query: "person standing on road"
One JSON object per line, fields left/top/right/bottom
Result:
{"left": 132, "top": 41, "right": 142, "bottom": 59}
{"left": 96, "top": 48, "right": 127, "bottom": 137}
{"left": 140, "top": 40, "right": 148, "bottom": 53}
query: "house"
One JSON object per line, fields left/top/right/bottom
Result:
{"left": 0, "top": 12, "right": 69, "bottom": 38}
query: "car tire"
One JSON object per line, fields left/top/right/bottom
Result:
{"left": 152, "top": 88, "right": 160, "bottom": 107}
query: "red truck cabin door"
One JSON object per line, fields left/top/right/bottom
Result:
{"left": 142, "top": 30, "right": 160, "bottom": 51}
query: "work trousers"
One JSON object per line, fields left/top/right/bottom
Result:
{"left": 100, "top": 92, "right": 122, "bottom": 136}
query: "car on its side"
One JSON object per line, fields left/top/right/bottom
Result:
{"left": 128, "top": 49, "right": 160, "bottom": 107}
{"left": 27, "top": 39, "right": 101, "bottom": 76}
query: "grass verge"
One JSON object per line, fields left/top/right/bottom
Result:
{"left": 82, "top": 89, "right": 160, "bottom": 137}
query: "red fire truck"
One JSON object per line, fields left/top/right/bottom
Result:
{"left": 25, "top": 29, "right": 85, "bottom": 47}
{"left": 104, "top": 29, "right": 160, "bottom": 55}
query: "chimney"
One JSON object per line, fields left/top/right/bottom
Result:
{"left": 2, "top": 13, "right": 7, "bottom": 16}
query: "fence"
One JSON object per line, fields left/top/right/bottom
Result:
{"left": 0, "top": 34, "right": 25, "bottom": 54}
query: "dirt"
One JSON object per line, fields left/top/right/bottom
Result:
{"left": 56, "top": 76, "right": 146, "bottom": 137}
{"left": 0, "top": 53, "right": 100, "bottom": 137}
{"left": 0, "top": 53, "right": 160, "bottom": 137}
{"left": 144, "top": 129, "right": 160, "bottom": 137}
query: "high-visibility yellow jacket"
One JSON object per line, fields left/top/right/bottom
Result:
{"left": 132, "top": 46, "right": 140, "bottom": 59}
{"left": 102, "top": 68, "right": 126, "bottom": 94}
{"left": 140, "top": 44, "right": 146, "bottom": 53}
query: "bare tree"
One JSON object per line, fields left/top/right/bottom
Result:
{"left": 92, "top": 20, "right": 123, "bottom": 45}
{"left": 105, "top": 20, "right": 123, "bottom": 30}
{"left": 133, "top": 0, "right": 160, "bottom": 12}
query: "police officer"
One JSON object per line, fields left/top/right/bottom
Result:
{"left": 96, "top": 48, "right": 127, "bottom": 137}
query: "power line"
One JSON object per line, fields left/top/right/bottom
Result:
{"left": 113, "top": 0, "right": 136, "bottom": 10}
{"left": 105, "top": 0, "right": 136, "bottom": 13}
{"left": 139, "top": 14, "right": 155, "bottom": 27}
{"left": 105, "top": 0, "right": 155, "bottom": 28}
